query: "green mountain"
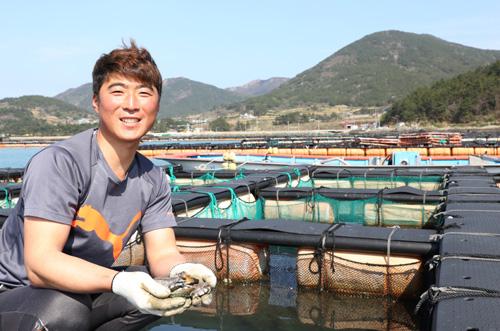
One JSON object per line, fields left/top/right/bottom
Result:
{"left": 381, "top": 59, "right": 500, "bottom": 125}
{"left": 159, "top": 78, "right": 248, "bottom": 118}
{"left": 55, "top": 78, "right": 250, "bottom": 118}
{"left": 228, "top": 30, "right": 500, "bottom": 115}
{"left": 55, "top": 83, "right": 94, "bottom": 112}
{"left": 0, "top": 95, "right": 95, "bottom": 135}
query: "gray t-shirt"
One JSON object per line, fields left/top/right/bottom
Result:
{"left": 0, "top": 129, "right": 176, "bottom": 287}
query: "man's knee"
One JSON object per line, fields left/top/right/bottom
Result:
{"left": 37, "top": 290, "right": 92, "bottom": 331}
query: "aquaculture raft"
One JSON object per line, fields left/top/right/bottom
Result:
{"left": 4, "top": 161, "right": 500, "bottom": 330}
{"left": 416, "top": 166, "right": 500, "bottom": 330}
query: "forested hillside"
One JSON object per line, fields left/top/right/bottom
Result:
{"left": 226, "top": 30, "right": 500, "bottom": 115}
{"left": 55, "top": 83, "right": 94, "bottom": 112}
{"left": 381, "top": 60, "right": 500, "bottom": 125}
{"left": 158, "top": 78, "right": 248, "bottom": 117}
{"left": 0, "top": 96, "right": 95, "bottom": 135}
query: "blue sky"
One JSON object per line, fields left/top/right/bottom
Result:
{"left": 1, "top": 0, "right": 499, "bottom": 100}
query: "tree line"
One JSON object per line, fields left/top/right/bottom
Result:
{"left": 381, "top": 60, "right": 500, "bottom": 125}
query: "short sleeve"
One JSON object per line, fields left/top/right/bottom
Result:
{"left": 22, "top": 147, "right": 83, "bottom": 225}
{"left": 140, "top": 166, "right": 177, "bottom": 233}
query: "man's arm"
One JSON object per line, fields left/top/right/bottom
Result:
{"left": 143, "top": 227, "right": 186, "bottom": 278}
{"left": 24, "top": 216, "right": 117, "bottom": 293}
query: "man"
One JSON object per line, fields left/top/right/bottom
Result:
{"left": 0, "top": 40, "right": 216, "bottom": 331}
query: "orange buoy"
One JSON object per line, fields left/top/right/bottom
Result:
{"left": 364, "top": 149, "right": 386, "bottom": 157}
{"left": 406, "top": 147, "right": 428, "bottom": 156}
{"left": 428, "top": 147, "right": 451, "bottom": 156}
{"left": 292, "top": 148, "right": 309, "bottom": 155}
{"left": 386, "top": 148, "right": 407, "bottom": 155}
{"left": 138, "top": 150, "right": 153, "bottom": 157}
{"left": 474, "top": 147, "right": 496, "bottom": 156}
{"left": 278, "top": 148, "right": 292, "bottom": 154}
{"left": 327, "top": 148, "right": 347, "bottom": 156}
{"left": 452, "top": 147, "right": 474, "bottom": 156}
{"left": 311, "top": 148, "right": 328, "bottom": 156}
{"left": 346, "top": 148, "right": 365, "bottom": 157}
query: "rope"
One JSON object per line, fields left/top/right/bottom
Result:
{"left": 386, "top": 225, "right": 400, "bottom": 296}
{"left": 430, "top": 231, "right": 500, "bottom": 241}
{"left": 166, "top": 166, "right": 177, "bottom": 184}
{"left": 375, "top": 188, "right": 388, "bottom": 226}
{"left": 171, "top": 197, "right": 189, "bottom": 217}
{"left": 214, "top": 218, "right": 251, "bottom": 280}
{"left": 420, "top": 190, "right": 429, "bottom": 227}
{"left": 278, "top": 172, "right": 293, "bottom": 187}
{"left": 195, "top": 158, "right": 223, "bottom": 171}
{"left": 415, "top": 285, "right": 500, "bottom": 314}
{"left": 426, "top": 252, "right": 500, "bottom": 270}
{"left": 308, "top": 223, "right": 345, "bottom": 290}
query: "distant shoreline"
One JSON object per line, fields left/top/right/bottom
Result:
{"left": 3, "top": 125, "right": 500, "bottom": 147}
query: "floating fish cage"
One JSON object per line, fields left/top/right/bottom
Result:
{"left": 115, "top": 165, "right": 443, "bottom": 302}
{"left": 4, "top": 163, "right": 500, "bottom": 330}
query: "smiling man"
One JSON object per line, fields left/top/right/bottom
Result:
{"left": 0, "top": 40, "right": 216, "bottom": 331}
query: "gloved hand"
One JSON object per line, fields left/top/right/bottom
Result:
{"left": 170, "top": 263, "right": 217, "bottom": 288}
{"left": 170, "top": 263, "right": 217, "bottom": 306}
{"left": 112, "top": 271, "right": 191, "bottom": 316}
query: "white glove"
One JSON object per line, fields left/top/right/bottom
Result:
{"left": 112, "top": 271, "right": 190, "bottom": 317}
{"left": 170, "top": 263, "right": 217, "bottom": 288}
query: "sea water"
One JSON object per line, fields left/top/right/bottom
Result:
{"left": 0, "top": 147, "right": 172, "bottom": 169}
{"left": 140, "top": 283, "right": 420, "bottom": 331}
{"left": 0, "top": 147, "right": 43, "bottom": 168}
{"left": 0, "top": 139, "right": 240, "bottom": 168}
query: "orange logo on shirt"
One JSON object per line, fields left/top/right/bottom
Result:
{"left": 73, "top": 205, "right": 141, "bottom": 259}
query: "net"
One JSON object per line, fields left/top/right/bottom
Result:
{"left": 262, "top": 195, "right": 440, "bottom": 228}
{"left": 183, "top": 188, "right": 263, "bottom": 220}
{"left": 309, "top": 176, "right": 443, "bottom": 190}
{"left": 172, "top": 238, "right": 426, "bottom": 300}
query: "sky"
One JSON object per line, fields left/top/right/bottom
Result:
{"left": 1, "top": 0, "right": 500, "bottom": 100}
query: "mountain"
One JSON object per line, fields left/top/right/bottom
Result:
{"left": 228, "top": 30, "right": 500, "bottom": 115}
{"left": 158, "top": 78, "right": 248, "bottom": 118}
{"left": 55, "top": 83, "right": 94, "bottom": 112}
{"left": 0, "top": 95, "right": 95, "bottom": 135}
{"left": 55, "top": 78, "right": 252, "bottom": 118}
{"left": 225, "top": 77, "right": 290, "bottom": 96}
{"left": 381, "top": 59, "right": 500, "bottom": 125}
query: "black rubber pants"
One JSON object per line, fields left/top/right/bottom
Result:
{"left": 0, "top": 266, "right": 160, "bottom": 331}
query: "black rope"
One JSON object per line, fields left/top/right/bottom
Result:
{"left": 214, "top": 218, "right": 251, "bottom": 279}
{"left": 308, "top": 223, "right": 345, "bottom": 290}
{"left": 304, "top": 188, "right": 319, "bottom": 221}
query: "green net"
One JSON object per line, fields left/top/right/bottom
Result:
{"left": 262, "top": 194, "right": 441, "bottom": 228}
{"left": 311, "top": 176, "right": 443, "bottom": 190}
{"left": 0, "top": 187, "right": 12, "bottom": 209}
{"left": 177, "top": 191, "right": 440, "bottom": 228}
{"left": 189, "top": 188, "right": 263, "bottom": 220}
{"left": 168, "top": 168, "right": 247, "bottom": 186}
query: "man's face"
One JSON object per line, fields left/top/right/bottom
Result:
{"left": 92, "top": 75, "right": 160, "bottom": 145}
